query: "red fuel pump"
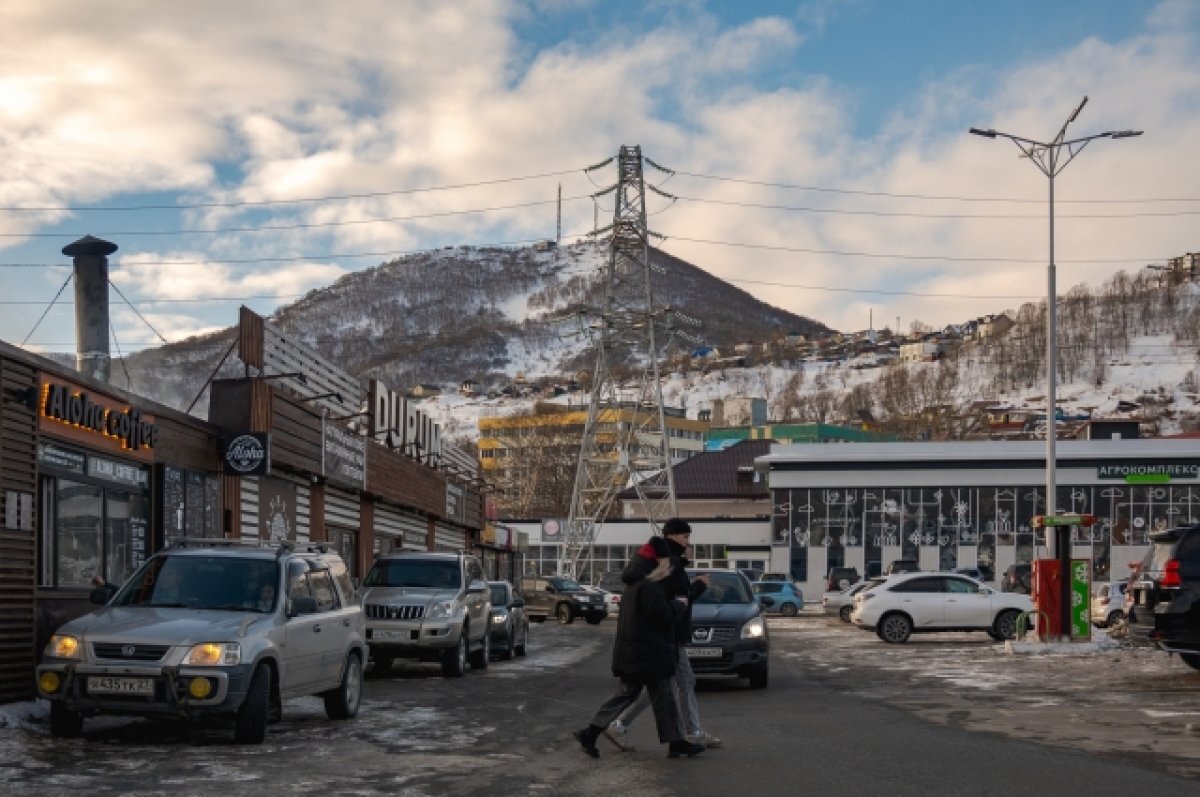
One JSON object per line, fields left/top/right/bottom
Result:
{"left": 1031, "top": 559, "right": 1062, "bottom": 639}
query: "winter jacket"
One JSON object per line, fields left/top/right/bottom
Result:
{"left": 611, "top": 556, "right": 687, "bottom": 680}
{"left": 663, "top": 537, "right": 708, "bottom": 644}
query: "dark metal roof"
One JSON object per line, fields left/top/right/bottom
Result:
{"left": 623, "top": 439, "right": 773, "bottom": 499}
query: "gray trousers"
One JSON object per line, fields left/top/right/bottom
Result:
{"left": 588, "top": 676, "right": 683, "bottom": 744}
{"left": 617, "top": 648, "right": 702, "bottom": 737}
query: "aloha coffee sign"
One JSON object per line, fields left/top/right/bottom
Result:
{"left": 224, "top": 433, "right": 269, "bottom": 476}
{"left": 368, "top": 379, "right": 442, "bottom": 467}
{"left": 39, "top": 375, "right": 158, "bottom": 461}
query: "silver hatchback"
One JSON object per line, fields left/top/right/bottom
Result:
{"left": 1090, "top": 581, "right": 1129, "bottom": 628}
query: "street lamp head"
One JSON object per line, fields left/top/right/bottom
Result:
{"left": 1110, "top": 129, "right": 1144, "bottom": 139}
{"left": 969, "top": 127, "right": 997, "bottom": 138}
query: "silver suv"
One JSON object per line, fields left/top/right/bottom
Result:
{"left": 36, "top": 539, "right": 366, "bottom": 744}
{"left": 361, "top": 551, "right": 492, "bottom": 677}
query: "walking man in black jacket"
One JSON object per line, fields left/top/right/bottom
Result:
{"left": 573, "top": 537, "right": 705, "bottom": 759}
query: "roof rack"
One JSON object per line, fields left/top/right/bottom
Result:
{"left": 166, "top": 537, "right": 262, "bottom": 550}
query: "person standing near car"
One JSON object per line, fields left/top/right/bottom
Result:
{"left": 604, "top": 518, "right": 722, "bottom": 751}
{"left": 573, "top": 536, "right": 703, "bottom": 759}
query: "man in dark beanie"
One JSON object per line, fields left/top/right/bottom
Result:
{"left": 573, "top": 535, "right": 704, "bottom": 759}
{"left": 604, "top": 517, "right": 721, "bottom": 750}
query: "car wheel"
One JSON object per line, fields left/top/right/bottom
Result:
{"left": 441, "top": 631, "right": 468, "bottom": 677}
{"left": 234, "top": 664, "right": 271, "bottom": 744}
{"left": 323, "top": 653, "right": 362, "bottom": 720}
{"left": 877, "top": 613, "right": 912, "bottom": 643}
{"left": 838, "top": 605, "right": 853, "bottom": 623}
{"left": 993, "top": 609, "right": 1020, "bottom": 641}
{"left": 1106, "top": 610, "right": 1124, "bottom": 628}
{"left": 49, "top": 701, "right": 83, "bottom": 738}
{"left": 556, "top": 603, "right": 574, "bottom": 625}
{"left": 1180, "top": 653, "right": 1200, "bottom": 671}
{"left": 747, "top": 667, "right": 769, "bottom": 689}
{"left": 469, "top": 624, "right": 490, "bottom": 671}
{"left": 781, "top": 602, "right": 798, "bottom": 617}
{"left": 515, "top": 623, "right": 529, "bottom": 657}
{"left": 500, "top": 625, "right": 516, "bottom": 660}
{"left": 585, "top": 615, "right": 604, "bottom": 625}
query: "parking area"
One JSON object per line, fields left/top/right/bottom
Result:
{"left": 771, "top": 608, "right": 1200, "bottom": 779}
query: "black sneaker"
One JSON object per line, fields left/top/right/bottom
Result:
{"left": 573, "top": 727, "right": 600, "bottom": 758}
{"left": 667, "top": 740, "right": 705, "bottom": 758}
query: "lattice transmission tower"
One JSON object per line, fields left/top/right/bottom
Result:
{"left": 563, "top": 145, "right": 692, "bottom": 579}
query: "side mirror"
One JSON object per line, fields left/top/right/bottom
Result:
{"left": 352, "top": 577, "right": 361, "bottom": 590}
{"left": 466, "top": 579, "right": 487, "bottom": 594}
{"left": 89, "top": 586, "right": 116, "bottom": 605}
{"left": 545, "top": 585, "right": 556, "bottom": 594}
{"left": 759, "top": 596, "right": 776, "bottom": 607}
{"left": 290, "top": 595, "right": 319, "bottom": 616}
{"left": 511, "top": 599, "right": 525, "bottom": 608}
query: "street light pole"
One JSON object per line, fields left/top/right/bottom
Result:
{"left": 970, "top": 97, "right": 1141, "bottom": 641}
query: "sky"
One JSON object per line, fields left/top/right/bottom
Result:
{"left": 1, "top": 0, "right": 1197, "bottom": 356}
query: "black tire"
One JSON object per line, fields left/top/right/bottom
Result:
{"left": 441, "top": 631, "right": 468, "bottom": 677}
{"left": 323, "top": 653, "right": 362, "bottom": 720}
{"left": 469, "top": 625, "right": 490, "bottom": 671}
{"left": 235, "top": 664, "right": 271, "bottom": 744}
{"left": 747, "top": 667, "right": 769, "bottom": 689}
{"left": 781, "top": 602, "right": 799, "bottom": 617}
{"left": 1180, "top": 653, "right": 1200, "bottom": 672}
{"left": 1106, "top": 611, "right": 1124, "bottom": 628}
{"left": 585, "top": 615, "right": 604, "bottom": 625}
{"left": 556, "top": 603, "right": 574, "bottom": 625}
{"left": 530, "top": 615, "right": 547, "bottom": 624}
{"left": 877, "top": 613, "right": 912, "bottom": 643}
{"left": 838, "top": 604, "right": 853, "bottom": 623}
{"left": 49, "top": 701, "right": 83, "bottom": 738}
{"left": 993, "top": 609, "right": 1020, "bottom": 641}
{"left": 500, "top": 626, "right": 515, "bottom": 660}
{"left": 515, "top": 623, "right": 529, "bottom": 657}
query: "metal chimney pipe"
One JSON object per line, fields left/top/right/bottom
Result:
{"left": 62, "top": 235, "right": 118, "bottom": 383}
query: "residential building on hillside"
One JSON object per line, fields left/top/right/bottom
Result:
{"left": 478, "top": 404, "right": 709, "bottom": 517}
{"left": 899, "top": 337, "right": 943, "bottom": 363}
{"left": 710, "top": 396, "right": 767, "bottom": 427}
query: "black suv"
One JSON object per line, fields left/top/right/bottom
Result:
{"left": 520, "top": 575, "right": 608, "bottom": 625}
{"left": 1126, "top": 523, "right": 1200, "bottom": 672}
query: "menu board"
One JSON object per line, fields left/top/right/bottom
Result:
{"left": 162, "top": 465, "right": 187, "bottom": 537}
{"left": 186, "top": 471, "right": 204, "bottom": 535}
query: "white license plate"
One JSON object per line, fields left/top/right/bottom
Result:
{"left": 372, "top": 630, "right": 411, "bottom": 641}
{"left": 685, "top": 647, "right": 722, "bottom": 658}
{"left": 88, "top": 676, "right": 154, "bottom": 695}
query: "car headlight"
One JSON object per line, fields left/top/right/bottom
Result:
{"left": 491, "top": 610, "right": 509, "bottom": 624}
{"left": 426, "top": 600, "right": 457, "bottom": 620}
{"left": 182, "top": 642, "right": 241, "bottom": 666}
{"left": 740, "top": 617, "right": 766, "bottom": 639}
{"left": 46, "top": 634, "right": 82, "bottom": 660}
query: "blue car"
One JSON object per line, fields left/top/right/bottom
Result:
{"left": 751, "top": 580, "right": 804, "bottom": 617}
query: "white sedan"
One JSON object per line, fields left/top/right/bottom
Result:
{"left": 851, "top": 572, "right": 1032, "bottom": 643}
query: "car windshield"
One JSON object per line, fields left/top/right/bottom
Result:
{"left": 489, "top": 584, "right": 509, "bottom": 605}
{"left": 113, "top": 555, "right": 280, "bottom": 613}
{"left": 550, "top": 577, "right": 583, "bottom": 591}
{"left": 751, "top": 582, "right": 785, "bottom": 594}
{"left": 691, "top": 572, "right": 752, "bottom": 605}
{"left": 364, "top": 559, "right": 461, "bottom": 589}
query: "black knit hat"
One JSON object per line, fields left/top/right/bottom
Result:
{"left": 662, "top": 517, "right": 692, "bottom": 537}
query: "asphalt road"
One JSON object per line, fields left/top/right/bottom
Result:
{"left": 1, "top": 612, "right": 1198, "bottom": 796}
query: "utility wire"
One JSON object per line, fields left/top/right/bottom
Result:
{"left": 672, "top": 170, "right": 1200, "bottom": 205}
{"left": 108, "top": 279, "right": 168, "bottom": 344}
{"left": 21, "top": 272, "right": 73, "bottom": 346}
{"left": 673, "top": 194, "right": 1200, "bottom": 219}
{"left": 110, "top": 319, "right": 135, "bottom": 392}
{"left": 0, "top": 168, "right": 586, "bottom": 212}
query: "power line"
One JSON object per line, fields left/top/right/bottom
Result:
{"left": 0, "top": 168, "right": 586, "bottom": 212}
{"left": 673, "top": 194, "right": 1200, "bottom": 219}
{"left": 672, "top": 170, "right": 1200, "bottom": 205}
{"left": 0, "top": 195, "right": 594, "bottom": 239}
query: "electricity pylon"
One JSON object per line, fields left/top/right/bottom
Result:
{"left": 563, "top": 145, "right": 681, "bottom": 580}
